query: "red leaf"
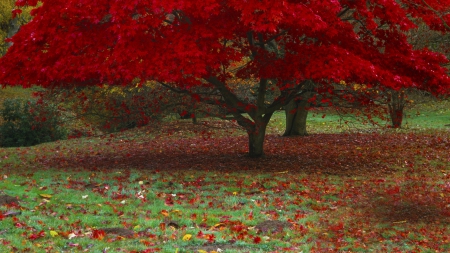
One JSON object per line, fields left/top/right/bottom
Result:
{"left": 12, "top": 9, "right": 22, "bottom": 19}
{"left": 253, "top": 236, "right": 262, "bottom": 244}
{"left": 180, "top": 110, "right": 188, "bottom": 117}
{"left": 329, "top": 223, "right": 344, "bottom": 232}
{"left": 207, "top": 233, "right": 215, "bottom": 242}
{"left": 92, "top": 229, "right": 106, "bottom": 240}
{"left": 386, "top": 186, "right": 400, "bottom": 195}
{"left": 28, "top": 230, "right": 45, "bottom": 240}
{"left": 165, "top": 197, "right": 174, "bottom": 206}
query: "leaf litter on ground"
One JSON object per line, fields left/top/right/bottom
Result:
{"left": 0, "top": 121, "right": 449, "bottom": 252}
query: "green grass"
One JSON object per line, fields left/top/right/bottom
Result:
{"left": 0, "top": 141, "right": 448, "bottom": 252}
{"left": 0, "top": 99, "right": 448, "bottom": 252}
{"left": 0, "top": 168, "right": 323, "bottom": 252}
{"left": 268, "top": 99, "right": 450, "bottom": 134}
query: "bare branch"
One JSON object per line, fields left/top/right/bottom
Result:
{"left": 421, "top": 0, "right": 450, "bottom": 31}
{"left": 205, "top": 76, "right": 251, "bottom": 114}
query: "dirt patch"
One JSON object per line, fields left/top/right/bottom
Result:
{"left": 255, "top": 220, "right": 293, "bottom": 234}
{"left": 372, "top": 201, "right": 450, "bottom": 224}
{"left": 0, "top": 195, "right": 18, "bottom": 205}
{"left": 99, "top": 228, "right": 134, "bottom": 237}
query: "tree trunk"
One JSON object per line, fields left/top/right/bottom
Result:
{"left": 192, "top": 113, "right": 198, "bottom": 124}
{"left": 389, "top": 108, "right": 404, "bottom": 128}
{"left": 283, "top": 98, "right": 309, "bottom": 136}
{"left": 388, "top": 90, "right": 405, "bottom": 128}
{"left": 247, "top": 121, "right": 268, "bottom": 158}
{"left": 7, "top": 17, "right": 20, "bottom": 48}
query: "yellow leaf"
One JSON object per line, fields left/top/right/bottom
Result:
{"left": 171, "top": 209, "right": 182, "bottom": 215}
{"left": 182, "top": 234, "right": 192, "bottom": 241}
{"left": 161, "top": 210, "right": 169, "bottom": 217}
{"left": 50, "top": 231, "right": 58, "bottom": 237}
{"left": 232, "top": 191, "right": 237, "bottom": 195}
{"left": 134, "top": 225, "right": 141, "bottom": 230}
{"left": 213, "top": 223, "right": 224, "bottom": 228}
{"left": 39, "top": 194, "right": 52, "bottom": 198}
{"left": 198, "top": 250, "right": 208, "bottom": 253}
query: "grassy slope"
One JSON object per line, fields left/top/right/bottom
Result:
{"left": 0, "top": 99, "right": 449, "bottom": 252}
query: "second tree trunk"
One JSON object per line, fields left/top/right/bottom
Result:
{"left": 284, "top": 98, "right": 309, "bottom": 136}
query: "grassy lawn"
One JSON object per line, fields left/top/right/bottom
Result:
{"left": 0, "top": 102, "right": 449, "bottom": 252}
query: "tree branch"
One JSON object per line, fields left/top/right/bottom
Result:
{"left": 256, "top": 79, "right": 267, "bottom": 115}
{"left": 205, "top": 76, "right": 251, "bottom": 114}
{"left": 421, "top": 0, "right": 450, "bottom": 31}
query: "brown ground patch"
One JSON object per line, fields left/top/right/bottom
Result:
{"left": 100, "top": 228, "right": 134, "bottom": 237}
{"left": 371, "top": 200, "right": 450, "bottom": 224}
{"left": 0, "top": 195, "right": 18, "bottom": 205}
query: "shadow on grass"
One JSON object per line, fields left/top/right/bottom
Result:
{"left": 31, "top": 133, "right": 449, "bottom": 177}
{"left": 365, "top": 184, "right": 450, "bottom": 224}
{"left": 371, "top": 198, "right": 449, "bottom": 224}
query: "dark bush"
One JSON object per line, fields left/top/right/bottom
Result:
{"left": 0, "top": 98, "right": 67, "bottom": 147}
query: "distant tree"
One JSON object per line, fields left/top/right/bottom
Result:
{"left": 385, "top": 20, "right": 450, "bottom": 128}
{"left": 1, "top": 0, "right": 450, "bottom": 157}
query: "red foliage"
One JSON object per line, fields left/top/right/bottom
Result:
{"left": 11, "top": 9, "right": 22, "bottom": 19}
{"left": 92, "top": 229, "right": 106, "bottom": 240}
{"left": 28, "top": 231, "right": 46, "bottom": 240}
{"left": 1, "top": 1, "right": 449, "bottom": 93}
{"left": 2, "top": 0, "right": 450, "bottom": 156}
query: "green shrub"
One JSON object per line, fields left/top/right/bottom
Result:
{"left": 0, "top": 98, "right": 67, "bottom": 147}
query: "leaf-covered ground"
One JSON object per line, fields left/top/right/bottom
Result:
{"left": 0, "top": 120, "right": 449, "bottom": 252}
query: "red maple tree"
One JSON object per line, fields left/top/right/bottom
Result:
{"left": 1, "top": 0, "right": 450, "bottom": 157}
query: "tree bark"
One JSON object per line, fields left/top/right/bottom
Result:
{"left": 7, "top": 17, "right": 20, "bottom": 48}
{"left": 283, "top": 98, "right": 310, "bottom": 136}
{"left": 388, "top": 90, "right": 405, "bottom": 128}
{"left": 389, "top": 108, "right": 404, "bottom": 128}
{"left": 247, "top": 118, "right": 269, "bottom": 158}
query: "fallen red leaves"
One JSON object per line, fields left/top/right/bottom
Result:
{"left": 92, "top": 229, "right": 106, "bottom": 240}
{"left": 28, "top": 231, "right": 46, "bottom": 240}
{"left": 30, "top": 131, "right": 449, "bottom": 178}
{"left": 0, "top": 124, "right": 448, "bottom": 252}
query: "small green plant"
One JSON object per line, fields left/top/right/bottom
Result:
{"left": 0, "top": 98, "right": 67, "bottom": 147}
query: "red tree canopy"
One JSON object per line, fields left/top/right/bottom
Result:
{"left": 1, "top": 0, "right": 449, "bottom": 93}
{"left": 1, "top": 0, "right": 450, "bottom": 157}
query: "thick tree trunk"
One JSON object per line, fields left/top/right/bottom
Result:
{"left": 205, "top": 76, "right": 275, "bottom": 158}
{"left": 283, "top": 98, "right": 309, "bottom": 136}
{"left": 388, "top": 90, "right": 405, "bottom": 128}
{"left": 247, "top": 121, "right": 268, "bottom": 158}
{"left": 389, "top": 108, "right": 404, "bottom": 128}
